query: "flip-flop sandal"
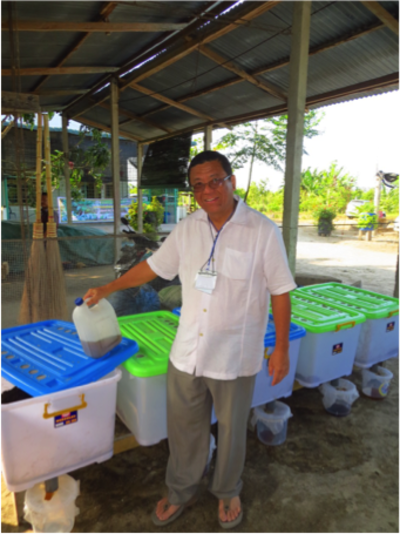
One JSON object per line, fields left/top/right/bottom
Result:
{"left": 218, "top": 498, "right": 243, "bottom": 530}
{"left": 151, "top": 495, "right": 197, "bottom": 527}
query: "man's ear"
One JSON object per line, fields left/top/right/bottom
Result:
{"left": 230, "top": 174, "right": 237, "bottom": 191}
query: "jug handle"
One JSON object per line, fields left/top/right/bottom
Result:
{"left": 42, "top": 394, "right": 87, "bottom": 419}
{"left": 335, "top": 321, "right": 355, "bottom": 331}
{"left": 388, "top": 309, "right": 398, "bottom": 318}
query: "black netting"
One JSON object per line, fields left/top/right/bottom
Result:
{"left": 140, "top": 132, "right": 192, "bottom": 190}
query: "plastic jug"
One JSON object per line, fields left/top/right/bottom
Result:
{"left": 72, "top": 297, "right": 122, "bottom": 358}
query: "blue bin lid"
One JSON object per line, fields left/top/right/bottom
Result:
{"left": 1, "top": 320, "right": 138, "bottom": 397}
{"left": 172, "top": 307, "right": 181, "bottom": 317}
{"left": 264, "top": 314, "right": 306, "bottom": 347}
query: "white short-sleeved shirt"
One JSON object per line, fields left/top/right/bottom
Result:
{"left": 147, "top": 197, "right": 296, "bottom": 380}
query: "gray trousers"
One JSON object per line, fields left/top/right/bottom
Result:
{"left": 166, "top": 360, "right": 256, "bottom": 505}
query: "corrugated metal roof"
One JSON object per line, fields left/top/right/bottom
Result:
{"left": 2, "top": 1, "right": 398, "bottom": 143}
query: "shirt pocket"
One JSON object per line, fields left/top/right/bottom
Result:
{"left": 221, "top": 248, "right": 253, "bottom": 280}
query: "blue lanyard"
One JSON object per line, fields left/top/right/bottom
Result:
{"left": 205, "top": 206, "right": 236, "bottom": 271}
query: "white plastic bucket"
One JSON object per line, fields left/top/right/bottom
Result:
{"left": 361, "top": 366, "right": 393, "bottom": 399}
{"left": 24, "top": 474, "right": 80, "bottom": 533}
{"left": 253, "top": 401, "right": 292, "bottom": 446}
{"left": 319, "top": 379, "right": 359, "bottom": 416}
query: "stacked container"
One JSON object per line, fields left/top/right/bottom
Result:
{"left": 116, "top": 311, "right": 179, "bottom": 446}
{"left": 1, "top": 320, "right": 137, "bottom": 492}
{"left": 296, "top": 283, "right": 399, "bottom": 368}
{"left": 289, "top": 292, "right": 366, "bottom": 388}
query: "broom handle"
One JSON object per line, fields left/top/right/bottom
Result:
{"left": 35, "top": 113, "right": 43, "bottom": 224}
{"left": 43, "top": 114, "right": 54, "bottom": 221}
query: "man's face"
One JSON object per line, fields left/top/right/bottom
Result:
{"left": 41, "top": 195, "right": 48, "bottom": 209}
{"left": 189, "top": 160, "right": 236, "bottom": 219}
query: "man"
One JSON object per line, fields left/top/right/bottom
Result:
{"left": 83, "top": 151, "right": 296, "bottom": 529}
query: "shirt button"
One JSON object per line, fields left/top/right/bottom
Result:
{"left": 199, "top": 333, "right": 203, "bottom": 337}
{"left": 203, "top": 309, "right": 207, "bottom": 312}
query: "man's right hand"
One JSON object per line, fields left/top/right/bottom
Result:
{"left": 83, "top": 286, "right": 111, "bottom": 307}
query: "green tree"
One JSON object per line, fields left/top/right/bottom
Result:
{"left": 214, "top": 111, "right": 323, "bottom": 202}
{"left": 299, "top": 162, "right": 359, "bottom": 214}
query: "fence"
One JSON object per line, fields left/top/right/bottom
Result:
{"left": 1, "top": 235, "right": 118, "bottom": 330}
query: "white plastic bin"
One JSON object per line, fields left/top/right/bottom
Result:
{"left": 296, "top": 283, "right": 399, "bottom": 369}
{"left": 290, "top": 293, "right": 365, "bottom": 388}
{"left": 1, "top": 369, "right": 121, "bottom": 492}
{"left": 252, "top": 316, "right": 305, "bottom": 407}
{"left": 116, "top": 365, "right": 167, "bottom": 446}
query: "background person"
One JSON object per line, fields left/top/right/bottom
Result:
{"left": 83, "top": 150, "right": 296, "bottom": 529}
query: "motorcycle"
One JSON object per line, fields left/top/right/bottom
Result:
{"left": 108, "top": 217, "right": 181, "bottom": 317}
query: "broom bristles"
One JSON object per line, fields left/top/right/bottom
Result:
{"left": 46, "top": 239, "right": 69, "bottom": 321}
{"left": 19, "top": 239, "right": 50, "bottom": 324}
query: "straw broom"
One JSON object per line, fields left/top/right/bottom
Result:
{"left": 43, "top": 114, "right": 68, "bottom": 321}
{"left": 19, "top": 113, "right": 50, "bottom": 324}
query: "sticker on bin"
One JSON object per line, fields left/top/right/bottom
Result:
{"left": 117, "top": 311, "right": 179, "bottom": 378}
{"left": 1, "top": 320, "right": 138, "bottom": 397}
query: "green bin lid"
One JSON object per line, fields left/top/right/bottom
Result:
{"left": 290, "top": 291, "right": 366, "bottom": 334}
{"left": 117, "top": 311, "right": 179, "bottom": 377}
{"left": 296, "top": 283, "right": 399, "bottom": 320}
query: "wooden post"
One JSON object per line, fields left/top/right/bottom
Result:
{"left": 110, "top": 77, "right": 121, "bottom": 261}
{"left": 204, "top": 125, "right": 212, "bottom": 151}
{"left": 282, "top": 2, "right": 312, "bottom": 275}
{"left": 137, "top": 143, "right": 143, "bottom": 233}
{"left": 61, "top": 114, "right": 72, "bottom": 224}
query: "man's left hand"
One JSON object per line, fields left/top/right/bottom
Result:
{"left": 268, "top": 347, "right": 290, "bottom": 386}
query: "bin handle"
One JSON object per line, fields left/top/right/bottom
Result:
{"left": 43, "top": 394, "right": 87, "bottom": 419}
{"left": 335, "top": 321, "right": 355, "bottom": 331}
{"left": 388, "top": 309, "right": 398, "bottom": 318}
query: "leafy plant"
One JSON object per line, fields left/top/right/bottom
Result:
{"left": 214, "top": 111, "right": 323, "bottom": 201}
{"left": 127, "top": 196, "right": 164, "bottom": 240}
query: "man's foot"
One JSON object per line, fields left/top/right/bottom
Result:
{"left": 218, "top": 496, "right": 243, "bottom": 528}
{"left": 155, "top": 497, "right": 181, "bottom": 522}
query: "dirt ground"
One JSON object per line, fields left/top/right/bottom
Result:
{"left": 1, "top": 225, "right": 399, "bottom": 533}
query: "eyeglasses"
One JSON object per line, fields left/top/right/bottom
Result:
{"left": 190, "top": 175, "right": 232, "bottom": 193}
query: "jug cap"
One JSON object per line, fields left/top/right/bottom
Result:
{"left": 75, "top": 297, "right": 84, "bottom": 306}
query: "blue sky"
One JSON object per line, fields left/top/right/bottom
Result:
{"left": 230, "top": 91, "right": 400, "bottom": 192}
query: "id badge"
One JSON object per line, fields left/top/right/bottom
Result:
{"left": 195, "top": 270, "right": 217, "bottom": 294}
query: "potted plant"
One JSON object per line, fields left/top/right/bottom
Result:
{"left": 314, "top": 206, "right": 336, "bottom": 237}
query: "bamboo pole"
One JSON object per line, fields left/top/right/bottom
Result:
{"left": 43, "top": 114, "right": 68, "bottom": 321}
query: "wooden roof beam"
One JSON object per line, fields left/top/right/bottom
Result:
{"left": 66, "top": 1, "right": 279, "bottom": 119}
{"left": 360, "top": 1, "right": 399, "bottom": 35}
{"left": 2, "top": 67, "right": 119, "bottom": 76}
{"left": 128, "top": 82, "right": 230, "bottom": 129}
{"left": 75, "top": 116, "right": 143, "bottom": 142}
{"left": 62, "top": 2, "right": 221, "bottom": 117}
{"left": 141, "top": 73, "right": 399, "bottom": 144}
{"left": 139, "top": 20, "right": 385, "bottom": 118}
{"left": 198, "top": 44, "right": 287, "bottom": 102}
{"left": 124, "top": 1, "right": 280, "bottom": 86}
{"left": 1, "top": 21, "right": 188, "bottom": 32}
{"left": 97, "top": 100, "right": 174, "bottom": 133}
{"left": 32, "top": 2, "right": 118, "bottom": 92}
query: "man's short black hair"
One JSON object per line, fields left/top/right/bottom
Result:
{"left": 188, "top": 150, "right": 232, "bottom": 180}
